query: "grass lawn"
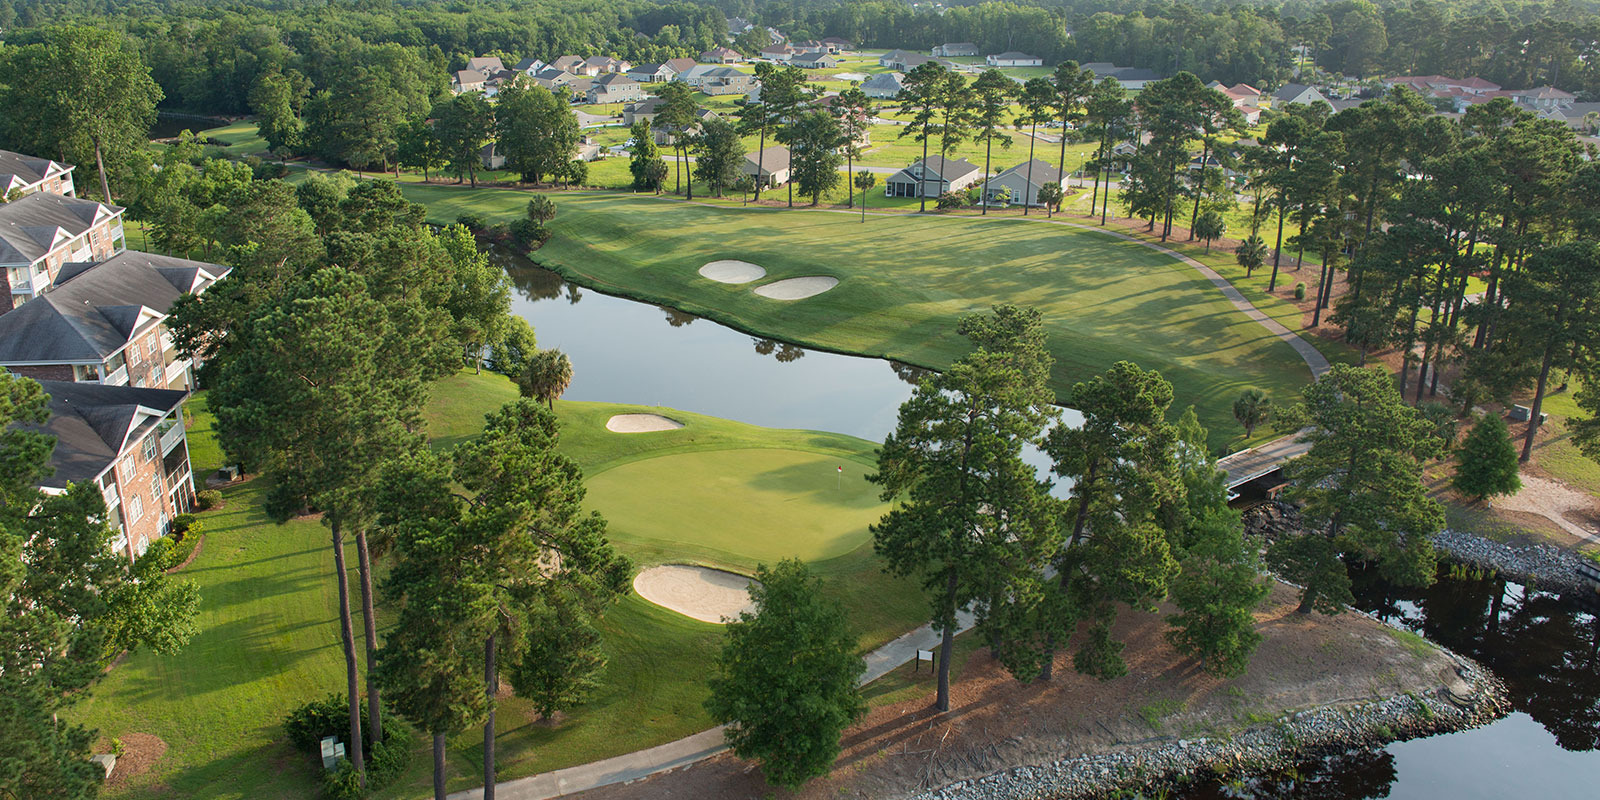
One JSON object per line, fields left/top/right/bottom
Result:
{"left": 397, "top": 187, "right": 1317, "bottom": 447}
{"left": 76, "top": 371, "right": 926, "bottom": 799}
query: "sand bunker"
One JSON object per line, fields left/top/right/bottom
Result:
{"left": 606, "top": 413, "right": 684, "bottom": 433}
{"left": 699, "top": 260, "right": 767, "bottom": 284}
{"left": 753, "top": 276, "right": 839, "bottom": 300}
{"left": 633, "top": 565, "right": 759, "bottom": 623}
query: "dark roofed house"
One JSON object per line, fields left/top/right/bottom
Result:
{"left": 820, "top": 37, "right": 853, "bottom": 53}
{"left": 18, "top": 380, "right": 196, "bottom": 561}
{"left": 700, "top": 46, "right": 742, "bottom": 64}
{"left": 0, "top": 192, "right": 126, "bottom": 311}
{"left": 0, "top": 150, "right": 76, "bottom": 198}
{"left": 1513, "top": 85, "right": 1577, "bottom": 111}
{"left": 862, "top": 72, "right": 905, "bottom": 99}
{"left": 742, "top": 146, "right": 791, "bottom": 188}
{"left": 0, "top": 251, "right": 228, "bottom": 390}
{"left": 986, "top": 159, "right": 1067, "bottom": 207}
{"left": 1272, "top": 83, "right": 1329, "bottom": 107}
{"left": 513, "top": 57, "right": 546, "bottom": 73}
{"left": 587, "top": 73, "right": 643, "bottom": 104}
{"left": 885, "top": 156, "right": 983, "bottom": 198}
{"left": 933, "top": 43, "right": 979, "bottom": 58}
{"left": 791, "top": 50, "right": 838, "bottom": 69}
{"left": 627, "top": 62, "right": 675, "bottom": 83}
{"left": 453, "top": 69, "right": 487, "bottom": 93}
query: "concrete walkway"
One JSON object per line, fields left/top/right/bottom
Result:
{"left": 447, "top": 610, "right": 978, "bottom": 800}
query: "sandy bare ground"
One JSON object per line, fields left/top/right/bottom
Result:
{"left": 633, "top": 565, "right": 759, "bottom": 623}
{"left": 605, "top": 413, "right": 684, "bottom": 433}
{"left": 699, "top": 260, "right": 768, "bottom": 284}
{"left": 1492, "top": 474, "right": 1600, "bottom": 543}
{"left": 753, "top": 277, "right": 839, "bottom": 300}
{"left": 572, "top": 583, "right": 1462, "bottom": 800}
{"left": 102, "top": 733, "right": 166, "bottom": 788}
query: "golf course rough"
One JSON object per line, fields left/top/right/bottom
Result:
{"left": 633, "top": 564, "right": 760, "bottom": 623}
{"left": 605, "top": 413, "right": 684, "bottom": 433}
{"left": 698, "top": 259, "right": 768, "bottom": 284}
{"left": 753, "top": 276, "right": 839, "bottom": 300}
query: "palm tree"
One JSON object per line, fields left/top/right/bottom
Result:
{"left": 1194, "top": 208, "right": 1226, "bottom": 253}
{"left": 854, "top": 170, "right": 876, "bottom": 222}
{"left": 518, "top": 349, "right": 573, "bottom": 409}
{"left": 1236, "top": 235, "right": 1268, "bottom": 276}
{"left": 1232, "top": 388, "right": 1272, "bottom": 437}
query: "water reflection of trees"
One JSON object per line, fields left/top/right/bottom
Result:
{"left": 1187, "top": 747, "right": 1398, "bottom": 800}
{"left": 1352, "top": 566, "right": 1600, "bottom": 752}
{"left": 890, "top": 360, "right": 932, "bottom": 386}
{"left": 498, "top": 254, "right": 565, "bottom": 301}
{"left": 660, "top": 306, "right": 697, "bottom": 327}
{"left": 752, "top": 337, "right": 805, "bottom": 362}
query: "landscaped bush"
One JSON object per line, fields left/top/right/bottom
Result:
{"left": 169, "top": 513, "right": 202, "bottom": 540}
{"left": 455, "top": 212, "right": 488, "bottom": 230}
{"left": 936, "top": 191, "right": 966, "bottom": 210}
{"left": 1294, "top": 282, "right": 1307, "bottom": 300}
{"left": 195, "top": 489, "right": 221, "bottom": 510}
{"left": 509, "top": 218, "right": 550, "bottom": 249}
{"left": 284, "top": 695, "right": 413, "bottom": 798}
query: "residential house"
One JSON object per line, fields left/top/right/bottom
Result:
{"left": 1271, "top": 83, "right": 1329, "bottom": 107}
{"left": 984, "top": 159, "right": 1066, "bottom": 207}
{"left": 696, "top": 67, "right": 758, "bottom": 96}
{"left": 1237, "top": 104, "right": 1262, "bottom": 126}
{"left": 452, "top": 69, "right": 488, "bottom": 94}
{"left": 513, "top": 57, "right": 546, "bottom": 73}
{"left": 933, "top": 42, "right": 979, "bottom": 57}
{"left": 791, "top": 50, "right": 838, "bottom": 70}
{"left": 627, "top": 63, "right": 677, "bottom": 83}
{"left": 480, "top": 142, "right": 507, "bottom": 171}
{"left": 483, "top": 69, "right": 523, "bottom": 97}
{"left": 0, "top": 150, "right": 75, "bottom": 198}
{"left": 878, "top": 50, "right": 912, "bottom": 69}
{"left": 742, "top": 146, "right": 791, "bottom": 189}
{"left": 862, "top": 72, "right": 905, "bottom": 99}
{"left": 587, "top": 73, "right": 644, "bottom": 104}
{"left": 551, "top": 55, "right": 587, "bottom": 74}
{"left": 1384, "top": 75, "right": 1501, "bottom": 95}
{"left": 0, "top": 192, "right": 126, "bottom": 312}
{"left": 0, "top": 251, "right": 228, "bottom": 390}
{"left": 466, "top": 57, "right": 505, "bottom": 76}
{"left": 1079, "top": 63, "right": 1164, "bottom": 90}
{"left": 986, "top": 52, "right": 1042, "bottom": 67}
{"left": 666, "top": 57, "right": 697, "bottom": 76}
{"left": 582, "top": 56, "right": 631, "bottom": 75}
{"left": 1554, "top": 102, "right": 1600, "bottom": 134}
{"left": 623, "top": 97, "right": 665, "bottom": 126}
{"left": 529, "top": 66, "right": 580, "bottom": 92}
{"left": 820, "top": 37, "right": 853, "bottom": 53}
{"left": 760, "top": 43, "right": 794, "bottom": 61}
{"left": 884, "top": 156, "right": 982, "bottom": 198}
{"left": 727, "top": 16, "right": 754, "bottom": 36}
{"left": 791, "top": 40, "right": 824, "bottom": 53}
{"left": 700, "top": 47, "right": 743, "bottom": 64}
{"left": 21, "top": 380, "right": 195, "bottom": 561}
{"left": 1513, "top": 86, "right": 1576, "bottom": 111}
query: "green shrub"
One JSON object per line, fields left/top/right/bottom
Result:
{"left": 455, "top": 212, "right": 488, "bottom": 230}
{"left": 284, "top": 695, "right": 413, "bottom": 797}
{"left": 509, "top": 218, "right": 550, "bottom": 247}
{"left": 109, "top": 737, "right": 125, "bottom": 757}
{"left": 1294, "top": 282, "right": 1307, "bottom": 300}
{"left": 935, "top": 191, "right": 966, "bottom": 210}
{"left": 195, "top": 489, "right": 221, "bottom": 510}
{"left": 169, "top": 513, "right": 202, "bottom": 540}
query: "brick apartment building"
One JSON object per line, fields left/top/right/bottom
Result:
{"left": 0, "top": 149, "right": 77, "bottom": 198}
{"left": 0, "top": 191, "right": 127, "bottom": 311}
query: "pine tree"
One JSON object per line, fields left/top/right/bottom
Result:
{"left": 1167, "top": 510, "right": 1269, "bottom": 677}
{"left": 1454, "top": 414, "right": 1522, "bottom": 501}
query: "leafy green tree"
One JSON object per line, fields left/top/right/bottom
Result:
{"left": 1084, "top": 76, "right": 1133, "bottom": 225}
{"left": 831, "top": 86, "right": 872, "bottom": 209}
{"left": 788, "top": 110, "right": 843, "bottom": 206}
{"left": 1167, "top": 508, "right": 1269, "bottom": 677}
{"left": 1049, "top": 61, "right": 1092, "bottom": 183}
{"left": 706, "top": 559, "right": 865, "bottom": 789}
{"left": 1275, "top": 365, "right": 1445, "bottom": 613}
{"left": 488, "top": 316, "right": 538, "bottom": 378}
{"left": 692, "top": 116, "right": 745, "bottom": 197}
{"left": 871, "top": 306, "right": 1061, "bottom": 708}
{"left": 1232, "top": 388, "right": 1272, "bottom": 437}
{"left": 971, "top": 69, "right": 1015, "bottom": 215}
{"left": 1037, "top": 182, "right": 1063, "bottom": 217}
{"left": 737, "top": 63, "right": 798, "bottom": 203}
{"left": 250, "top": 70, "right": 307, "bottom": 153}
{"left": 853, "top": 170, "right": 876, "bottom": 222}
{"left": 496, "top": 81, "right": 580, "bottom": 185}
{"left": 1497, "top": 242, "right": 1600, "bottom": 462}
{"left": 655, "top": 81, "right": 699, "bottom": 197}
{"left": 519, "top": 349, "right": 573, "bottom": 409}
{"left": 1454, "top": 414, "right": 1522, "bottom": 502}
{"left": 526, "top": 195, "right": 557, "bottom": 224}
{"left": 433, "top": 93, "right": 496, "bottom": 188}
{"left": 628, "top": 121, "right": 668, "bottom": 193}
{"left": 0, "top": 374, "right": 198, "bottom": 800}
{"left": 0, "top": 25, "right": 163, "bottom": 202}
{"left": 439, "top": 224, "right": 511, "bottom": 372}
{"left": 1194, "top": 208, "right": 1226, "bottom": 253}
{"left": 761, "top": 66, "right": 810, "bottom": 208}
{"left": 398, "top": 117, "right": 445, "bottom": 182}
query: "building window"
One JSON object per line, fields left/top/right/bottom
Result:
{"left": 128, "top": 494, "right": 144, "bottom": 522}
{"left": 141, "top": 434, "right": 157, "bottom": 463}
{"left": 120, "top": 455, "right": 134, "bottom": 478}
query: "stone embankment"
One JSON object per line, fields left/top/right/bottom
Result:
{"left": 914, "top": 659, "right": 1508, "bottom": 800}
{"left": 1429, "top": 528, "right": 1595, "bottom": 594}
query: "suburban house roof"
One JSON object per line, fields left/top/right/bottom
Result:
{"left": 700, "top": 47, "right": 741, "bottom": 61}
{"left": 1515, "top": 85, "right": 1576, "bottom": 100}
{"left": 454, "top": 70, "right": 486, "bottom": 87}
{"left": 593, "top": 73, "right": 637, "bottom": 87}
{"left": 551, "top": 55, "right": 585, "bottom": 71}
{"left": 0, "top": 252, "right": 229, "bottom": 365}
{"left": 941, "top": 42, "right": 977, "bottom": 50}
{"left": 744, "top": 146, "right": 791, "bottom": 175}
{"left": 0, "top": 193, "right": 122, "bottom": 266}
{"left": 892, "top": 156, "right": 981, "bottom": 183}
{"left": 995, "top": 159, "right": 1064, "bottom": 187}
{"left": 584, "top": 55, "right": 625, "bottom": 69}
{"left": 0, "top": 150, "right": 72, "bottom": 195}
{"left": 990, "top": 51, "right": 1038, "bottom": 60}
{"left": 862, "top": 72, "right": 904, "bottom": 91}
{"left": 1272, "top": 83, "right": 1327, "bottom": 104}
{"left": 821, "top": 37, "right": 853, "bottom": 47}
{"left": 1386, "top": 75, "right": 1502, "bottom": 92}
{"left": 666, "top": 58, "right": 697, "bottom": 74}
{"left": 23, "top": 380, "right": 187, "bottom": 489}
{"left": 466, "top": 57, "right": 504, "bottom": 74}
{"left": 513, "top": 57, "right": 544, "bottom": 72}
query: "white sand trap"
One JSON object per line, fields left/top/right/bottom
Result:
{"left": 605, "top": 413, "right": 684, "bottom": 433}
{"left": 753, "top": 276, "right": 839, "bottom": 300}
{"left": 633, "top": 565, "right": 759, "bottom": 623}
{"left": 699, "top": 260, "right": 767, "bottom": 284}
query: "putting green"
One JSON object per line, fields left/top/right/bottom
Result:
{"left": 584, "top": 448, "right": 885, "bottom": 565}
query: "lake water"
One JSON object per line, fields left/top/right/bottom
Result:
{"left": 500, "top": 255, "right": 1600, "bottom": 799}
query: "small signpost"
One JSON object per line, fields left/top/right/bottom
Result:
{"left": 915, "top": 648, "right": 936, "bottom": 673}
{"left": 320, "top": 736, "right": 345, "bottom": 771}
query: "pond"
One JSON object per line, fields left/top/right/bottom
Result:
{"left": 499, "top": 253, "right": 1600, "bottom": 800}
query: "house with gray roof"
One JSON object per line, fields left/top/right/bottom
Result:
{"left": 587, "top": 73, "right": 644, "bottom": 104}
{"left": 742, "top": 146, "right": 791, "bottom": 188}
{"left": 885, "top": 156, "right": 982, "bottom": 198}
{"left": 452, "top": 70, "right": 487, "bottom": 93}
{"left": 18, "top": 380, "right": 195, "bottom": 560}
{"left": 0, "top": 192, "right": 126, "bottom": 311}
{"left": 933, "top": 43, "right": 979, "bottom": 57}
{"left": 0, "top": 150, "right": 75, "bottom": 198}
{"left": 1272, "top": 83, "right": 1329, "bottom": 107}
{"left": 791, "top": 50, "right": 838, "bottom": 69}
{"left": 0, "top": 250, "right": 228, "bottom": 390}
{"left": 986, "top": 52, "right": 1042, "bottom": 67}
{"left": 985, "top": 159, "right": 1067, "bottom": 207}
{"left": 1079, "top": 63, "right": 1165, "bottom": 90}
{"left": 862, "top": 72, "right": 906, "bottom": 99}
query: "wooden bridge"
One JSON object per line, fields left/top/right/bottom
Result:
{"left": 1218, "top": 432, "right": 1311, "bottom": 499}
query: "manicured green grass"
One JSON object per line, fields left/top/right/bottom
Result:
{"left": 77, "top": 371, "right": 926, "bottom": 799}
{"left": 398, "top": 187, "right": 1317, "bottom": 447}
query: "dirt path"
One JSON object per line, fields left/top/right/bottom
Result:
{"left": 1492, "top": 474, "right": 1600, "bottom": 544}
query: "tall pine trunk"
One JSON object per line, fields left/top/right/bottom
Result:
{"left": 1269, "top": 202, "right": 1287, "bottom": 291}
{"left": 935, "top": 571, "right": 957, "bottom": 713}
{"left": 483, "top": 631, "right": 497, "bottom": 800}
{"left": 356, "top": 530, "right": 382, "bottom": 743}
{"left": 433, "top": 732, "right": 448, "bottom": 800}
{"left": 1024, "top": 120, "right": 1038, "bottom": 216}
{"left": 754, "top": 123, "right": 768, "bottom": 202}
{"left": 918, "top": 127, "right": 930, "bottom": 212}
{"left": 331, "top": 518, "right": 366, "bottom": 778}
{"left": 981, "top": 133, "right": 993, "bottom": 215}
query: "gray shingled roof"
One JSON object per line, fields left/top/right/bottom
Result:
{"left": 0, "top": 193, "right": 122, "bottom": 265}
{"left": 862, "top": 73, "right": 904, "bottom": 90}
{"left": 996, "top": 159, "right": 1065, "bottom": 186}
{"left": 893, "top": 156, "right": 981, "bottom": 183}
{"left": 0, "top": 150, "right": 70, "bottom": 193}
{"left": 744, "top": 146, "right": 791, "bottom": 174}
{"left": 23, "top": 380, "right": 187, "bottom": 488}
{"left": 0, "top": 252, "right": 228, "bottom": 365}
